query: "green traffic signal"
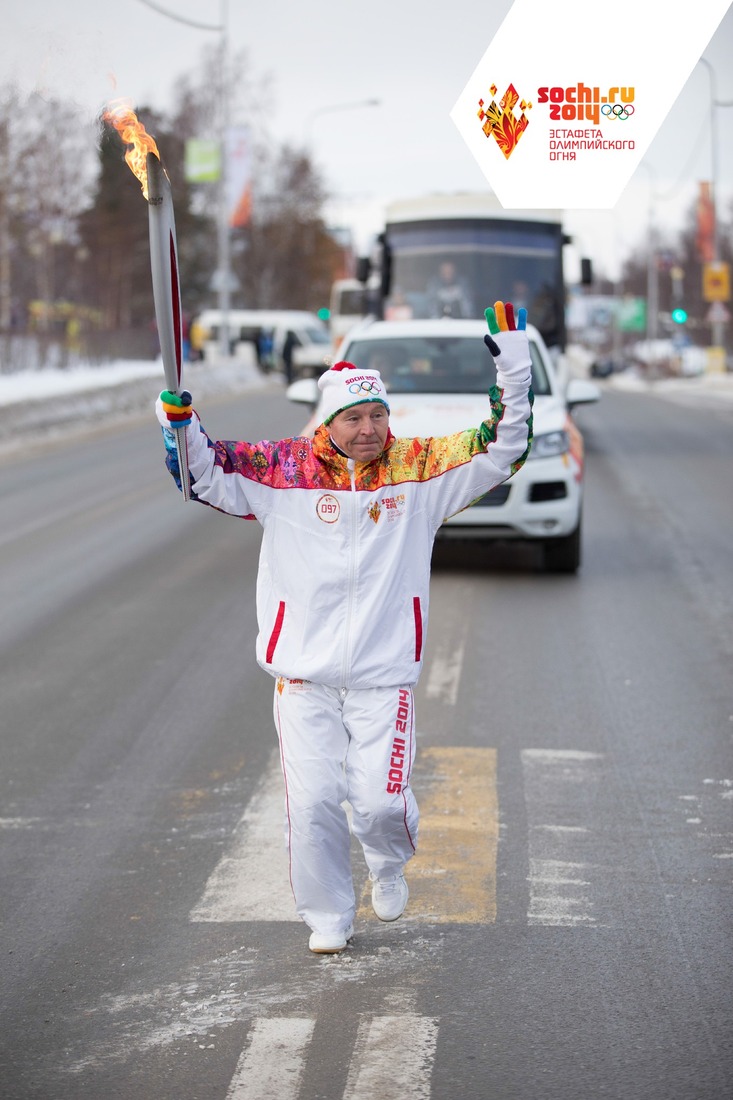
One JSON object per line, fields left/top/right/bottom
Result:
{"left": 317, "top": 307, "right": 331, "bottom": 322}
{"left": 671, "top": 308, "right": 688, "bottom": 324}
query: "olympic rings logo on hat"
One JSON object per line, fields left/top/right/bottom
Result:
{"left": 348, "top": 380, "right": 382, "bottom": 396}
{"left": 601, "top": 103, "right": 635, "bottom": 121}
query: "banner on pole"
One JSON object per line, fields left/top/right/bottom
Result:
{"left": 184, "top": 139, "right": 221, "bottom": 183}
{"left": 227, "top": 126, "right": 253, "bottom": 228}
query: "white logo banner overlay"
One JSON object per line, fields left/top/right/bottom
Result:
{"left": 451, "top": 0, "right": 731, "bottom": 209}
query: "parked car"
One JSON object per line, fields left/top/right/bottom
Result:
{"left": 287, "top": 317, "right": 600, "bottom": 572}
{"left": 590, "top": 354, "right": 627, "bottom": 378}
{"left": 289, "top": 326, "right": 333, "bottom": 380}
{"left": 191, "top": 309, "right": 329, "bottom": 376}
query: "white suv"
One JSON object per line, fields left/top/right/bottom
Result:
{"left": 288, "top": 317, "right": 600, "bottom": 572}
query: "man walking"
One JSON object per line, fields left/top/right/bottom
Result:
{"left": 155, "top": 302, "right": 533, "bottom": 952}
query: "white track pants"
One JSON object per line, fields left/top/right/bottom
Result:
{"left": 273, "top": 678, "right": 419, "bottom": 937}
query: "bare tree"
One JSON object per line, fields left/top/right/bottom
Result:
{"left": 170, "top": 46, "right": 343, "bottom": 313}
{"left": 234, "top": 145, "right": 343, "bottom": 311}
{"left": 0, "top": 86, "right": 95, "bottom": 334}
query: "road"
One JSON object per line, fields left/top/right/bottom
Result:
{"left": 0, "top": 379, "right": 731, "bottom": 1100}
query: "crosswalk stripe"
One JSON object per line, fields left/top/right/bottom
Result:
{"left": 189, "top": 752, "right": 295, "bottom": 921}
{"left": 521, "top": 749, "right": 605, "bottom": 927}
{"left": 343, "top": 1015, "right": 439, "bottom": 1100}
{"left": 191, "top": 746, "right": 605, "bottom": 928}
{"left": 225, "top": 1017, "right": 314, "bottom": 1099}
{"left": 190, "top": 746, "right": 499, "bottom": 925}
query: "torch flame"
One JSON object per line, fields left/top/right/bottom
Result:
{"left": 103, "top": 100, "right": 160, "bottom": 200}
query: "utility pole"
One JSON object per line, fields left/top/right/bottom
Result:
{"left": 698, "top": 58, "right": 730, "bottom": 358}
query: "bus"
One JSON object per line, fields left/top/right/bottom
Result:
{"left": 350, "top": 193, "right": 577, "bottom": 358}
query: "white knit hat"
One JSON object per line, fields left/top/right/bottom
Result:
{"left": 317, "top": 361, "right": 390, "bottom": 425}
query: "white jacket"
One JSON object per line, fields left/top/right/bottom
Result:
{"left": 161, "top": 335, "right": 533, "bottom": 688}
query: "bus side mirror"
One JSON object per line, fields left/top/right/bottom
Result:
{"left": 356, "top": 256, "right": 371, "bottom": 284}
{"left": 379, "top": 236, "right": 392, "bottom": 301}
{"left": 581, "top": 258, "right": 593, "bottom": 286}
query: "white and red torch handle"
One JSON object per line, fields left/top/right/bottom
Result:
{"left": 146, "top": 151, "right": 191, "bottom": 502}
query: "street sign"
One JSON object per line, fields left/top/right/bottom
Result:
{"left": 616, "top": 297, "right": 646, "bottom": 332}
{"left": 706, "top": 301, "right": 730, "bottom": 324}
{"left": 703, "top": 262, "right": 730, "bottom": 302}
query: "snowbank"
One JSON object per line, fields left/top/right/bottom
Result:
{"left": 0, "top": 356, "right": 274, "bottom": 454}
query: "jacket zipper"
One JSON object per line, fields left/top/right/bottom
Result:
{"left": 340, "top": 459, "right": 358, "bottom": 686}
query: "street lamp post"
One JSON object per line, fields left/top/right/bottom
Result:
{"left": 635, "top": 161, "right": 659, "bottom": 367}
{"left": 697, "top": 57, "right": 733, "bottom": 355}
{"left": 306, "top": 98, "right": 381, "bottom": 147}
{"left": 216, "top": 2, "right": 232, "bottom": 361}
{"left": 698, "top": 58, "right": 723, "bottom": 350}
{"left": 306, "top": 99, "right": 381, "bottom": 286}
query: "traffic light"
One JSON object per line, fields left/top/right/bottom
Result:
{"left": 671, "top": 307, "right": 688, "bottom": 324}
{"left": 317, "top": 307, "right": 330, "bottom": 322}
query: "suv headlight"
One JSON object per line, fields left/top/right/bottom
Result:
{"left": 529, "top": 430, "right": 570, "bottom": 460}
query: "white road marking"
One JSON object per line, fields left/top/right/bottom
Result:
{"left": 521, "top": 749, "right": 605, "bottom": 927}
{"left": 343, "top": 1015, "right": 439, "bottom": 1100}
{"left": 424, "top": 638, "right": 465, "bottom": 706}
{"left": 423, "top": 577, "right": 473, "bottom": 706}
{"left": 225, "top": 1017, "right": 314, "bottom": 1100}
{"left": 0, "top": 817, "right": 42, "bottom": 829}
{"left": 190, "top": 752, "right": 297, "bottom": 922}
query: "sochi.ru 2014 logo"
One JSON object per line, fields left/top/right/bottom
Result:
{"left": 477, "top": 81, "right": 636, "bottom": 161}
{"left": 477, "top": 83, "right": 533, "bottom": 160}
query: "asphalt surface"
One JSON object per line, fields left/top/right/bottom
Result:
{"left": 0, "top": 379, "right": 731, "bottom": 1100}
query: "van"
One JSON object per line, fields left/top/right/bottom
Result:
{"left": 191, "top": 309, "right": 330, "bottom": 378}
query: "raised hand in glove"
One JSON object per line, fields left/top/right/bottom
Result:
{"left": 155, "top": 389, "right": 193, "bottom": 429}
{"left": 483, "top": 301, "right": 531, "bottom": 381}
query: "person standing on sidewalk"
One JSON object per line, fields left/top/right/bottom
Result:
{"left": 155, "top": 301, "right": 533, "bottom": 953}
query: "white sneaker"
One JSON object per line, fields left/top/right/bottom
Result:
{"left": 308, "top": 924, "right": 354, "bottom": 954}
{"left": 371, "top": 873, "right": 409, "bottom": 922}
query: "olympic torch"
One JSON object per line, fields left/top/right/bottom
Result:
{"left": 146, "top": 150, "right": 191, "bottom": 501}
{"left": 103, "top": 102, "right": 191, "bottom": 501}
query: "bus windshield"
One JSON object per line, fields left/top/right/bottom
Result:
{"left": 384, "top": 218, "right": 565, "bottom": 349}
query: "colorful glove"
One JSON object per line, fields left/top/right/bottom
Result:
{"left": 156, "top": 389, "right": 193, "bottom": 429}
{"left": 483, "top": 301, "right": 531, "bottom": 380}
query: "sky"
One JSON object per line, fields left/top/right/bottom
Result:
{"left": 2, "top": 0, "right": 732, "bottom": 283}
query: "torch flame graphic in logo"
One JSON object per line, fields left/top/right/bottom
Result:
{"left": 477, "top": 84, "right": 532, "bottom": 160}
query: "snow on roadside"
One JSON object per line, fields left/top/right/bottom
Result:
{"left": 0, "top": 356, "right": 277, "bottom": 456}
{"left": 0, "top": 360, "right": 162, "bottom": 406}
{"left": 566, "top": 343, "right": 733, "bottom": 407}
{"left": 0, "top": 350, "right": 729, "bottom": 459}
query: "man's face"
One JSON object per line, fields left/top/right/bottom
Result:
{"left": 329, "top": 402, "right": 389, "bottom": 461}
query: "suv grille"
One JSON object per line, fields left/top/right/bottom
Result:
{"left": 471, "top": 484, "right": 511, "bottom": 508}
{"left": 529, "top": 481, "right": 567, "bottom": 502}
